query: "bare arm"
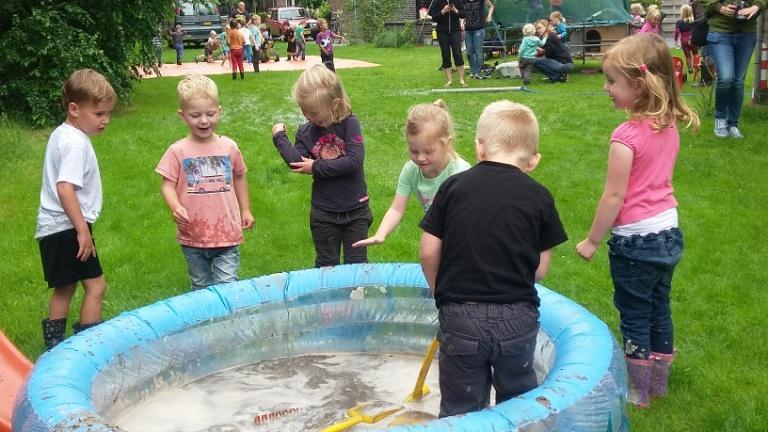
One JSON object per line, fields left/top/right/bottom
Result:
{"left": 576, "top": 141, "right": 633, "bottom": 261}
{"left": 56, "top": 182, "right": 93, "bottom": 261}
{"left": 535, "top": 249, "right": 553, "bottom": 281}
{"left": 233, "top": 172, "right": 254, "bottom": 229}
{"left": 419, "top": 232, "right": 443, "bottom": 295}
{"left": 160, "top": 178, "right": 190, "bottom": 226}
{"left": 352, "top": 194, "right": 408, "bottom": 248}
{"left": 485, "top": 0, "right": 495, "bottom": 21}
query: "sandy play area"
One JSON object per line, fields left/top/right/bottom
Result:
{"left": 142, "top": 55, "right": 379, "bottom": 79}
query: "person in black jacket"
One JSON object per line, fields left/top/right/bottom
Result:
{"left": 532, "top": 19, "right": 573, "bottom": 82}
{"left": 430, "top": 0, "right": 467, "bottom": 87}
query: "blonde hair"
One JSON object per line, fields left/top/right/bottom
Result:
{"left": 177, "top": 75, "right": 219, "bottom": 108}
{"left": 61, "top": 69, "right": 116, "bottom": 111}
{"left": 550, "top": 11, "right": 565, "bottom": 23}
{"left": 522, "top": 23, "right": 535, "bottom": 36}
{"left": 293, "top": 65, "right": 352, "bottom": 124}
{"left": 318, "top": 18, "right": 328, "bottom": 30}
{"left": 405, "top": 99, "right": 455, "bottom": 153}
{"left": 476, "top": 100, "right": 539, "bottom": 161}
{"left": 680, "top": 4, "right": 694, "bottom": 23}
{"left": 646, "top": 9, "right": 661, "bottom": 24}
{"left": 630, "top": 3, "right": 645, "bottom": 15}
{"left": 535, "top": 19, "right": 553, "bottom": 34}
{"left": 604, "top": 34, "right": 699, "bottom": 130}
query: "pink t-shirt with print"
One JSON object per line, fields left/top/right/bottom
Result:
{"left": 156, "top": 135, "right": 247, "bottom": 248}
{"left": 611, "top": 119, "right": 679, "bottom": 227}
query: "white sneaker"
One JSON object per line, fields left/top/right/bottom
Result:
{"left": 714, "top": 118, "right": 729, "bottom": 138}
{"left": 728, "top": 125, "right": 744, "bottom": 139}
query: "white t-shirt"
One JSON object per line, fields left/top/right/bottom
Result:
{"left": 35, "top": 123, "right": 102, "bottom": 239}
{"left": 239, "top": 27, "right": 252, "bottom": 46}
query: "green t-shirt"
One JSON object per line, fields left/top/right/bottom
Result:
{"left": 396, "top": 156, "right": 471, "bottom": 212}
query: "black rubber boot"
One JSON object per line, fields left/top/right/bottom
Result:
{"left": 232, "top": 72, "right": 237, "bottom": 80}
{"left": 73, "top": 320, "right": 103, "bottom": 334}
{"left": 253, "top": 60, "right": 259, "bottom": 72}
{"left": 240, "top": 71, "right": 245, "bottom": 79}
{"left": 42, "top": 318, "right": 67, "bottom": 350}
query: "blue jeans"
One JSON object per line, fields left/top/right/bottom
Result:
{"left": 437, "top": 302, "right": 539, "bottom": 417}
{"left": 533, "top": 58, "right": 573, "bottom": 81}
{"left": 707, "top": 31, "right": 757, "bottom": 126}
{"left": 608, "top": 228, "right": 683, "bottom": 359}
{"left": 174, "top": 43, "right": 183, "bottom": 65}
{"left": 465, "top": 28, "right": 485, "bottom": 75}
{"left": 181, "top": 245, "right": 240, "bottom": 290}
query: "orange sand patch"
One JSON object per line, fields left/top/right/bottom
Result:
{"left": 141, "top": 55, "right": 379, "bottom": 79}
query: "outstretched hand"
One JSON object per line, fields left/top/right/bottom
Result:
{"left": 351, "top": 235, "right": 384, "bottom": 248}
{"left": 290, "top": 156, "right": 314, "bottom": 174}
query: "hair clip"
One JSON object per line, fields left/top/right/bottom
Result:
{"left": 638, "top": 63, "right": 648, "bottom": 74}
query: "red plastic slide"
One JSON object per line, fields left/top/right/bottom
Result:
{"left": 0, "top": 331, "right": 32, "bottom": 432}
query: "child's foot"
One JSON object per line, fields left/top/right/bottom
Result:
{"left": 460, "top": 81, "right": 467, "bottom": 87}
{"left": 444, "top": 81, "right": 453, "bottom": 87}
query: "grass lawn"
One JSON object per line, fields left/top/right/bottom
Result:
{"left": 1, "top": 41, "right": 767, "bottom": 431}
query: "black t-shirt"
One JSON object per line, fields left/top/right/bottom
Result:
{"left": 463, "top": 0, "right": 486, "bottom": 31}
{"left": 543, "top": 33, "right": 573, "bottom": 64}
{"left": 420, "top": 161, "right": 568, "bottom": 308}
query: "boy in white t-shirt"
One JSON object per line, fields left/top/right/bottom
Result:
{"left": 156, "top": 75, "right": 254, "bottom": 290}
{"left": 36, "top": 69, "right": 117, "bottom": 350}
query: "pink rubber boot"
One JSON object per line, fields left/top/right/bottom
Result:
{"left": 625, "top": 357, "right": 653, "bottom": 408}
{"left": 649, "top": 351, "right": 675, "bottom": 397}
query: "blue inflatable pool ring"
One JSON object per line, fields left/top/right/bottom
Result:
{"left": 13, "top": 263, "right": 628, "bottom": 431}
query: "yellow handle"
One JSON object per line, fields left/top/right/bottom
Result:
{"left": 406, "top": 337, "right": 439, "bottom": 401}
{"left": 321, "top": 416, "right": 361, "bottom": 432}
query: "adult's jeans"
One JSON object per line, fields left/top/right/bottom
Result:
{"left": 174, "top": 43, "right": 184, "bottom": 65}
{"left": 465, "top": 28, "right": 485, "bottom": 76}
{"left": 533, "top": 58, "right": 573, "bottom": 81}
{"left": 707, "top": 31, "right": 756, "bottom": 127}
{"left": 609, "top": 228, "right": 683, "bottom": 359}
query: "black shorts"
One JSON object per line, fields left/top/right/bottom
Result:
{"left": 38, "top": 225, "right": 103, "bottom": 288}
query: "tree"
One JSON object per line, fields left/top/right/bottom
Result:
{"left": 0, "top": 0, "right": 173, "bottom": 126}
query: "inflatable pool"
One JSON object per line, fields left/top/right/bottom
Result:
{"left": 13, "top": 263, "right": 628, "bottom": 431}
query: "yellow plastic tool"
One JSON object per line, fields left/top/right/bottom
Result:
{"left": 405, "top": 337, "right": 439, "bottom": 402}
{"left": 321, "top": 402, "right": 403, "bottom": 432}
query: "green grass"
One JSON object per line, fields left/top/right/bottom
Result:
{"left": 1, "top": 43, "right": 767, "bottom": 431}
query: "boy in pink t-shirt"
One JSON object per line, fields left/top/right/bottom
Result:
{"left": 156, "top": 75, "right": 254, "bottom": 290}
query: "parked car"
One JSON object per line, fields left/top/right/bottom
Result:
{"left": 266, "top": 7, "right": 319, "bottom": 40}
{"left": 173, "top": 1, "right": 224, "bottom": 45}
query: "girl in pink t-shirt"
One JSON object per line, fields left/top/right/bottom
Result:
{"left": 576, "top": 34, "right": 699, "bottom": 408}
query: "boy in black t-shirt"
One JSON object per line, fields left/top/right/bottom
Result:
{"left": 419, "top": 100, "right": 567, "bottom": 417}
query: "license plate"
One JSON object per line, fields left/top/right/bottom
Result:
{"left": 203, "top": 21, "right": 211, "bottom": 26}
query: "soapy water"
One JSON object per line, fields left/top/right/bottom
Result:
{"left": 114, "top": 353, "right": 440, "bottom": 432}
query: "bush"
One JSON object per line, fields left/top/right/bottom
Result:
{"left": 0, "top": 1, "right": 170, "bottom": 127}
{"left": 373, "top": 25, "right": 415, "bottom": 48}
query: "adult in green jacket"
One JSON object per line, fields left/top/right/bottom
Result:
{"left": 701, "top": 0, "right": 764, "bottom": 138}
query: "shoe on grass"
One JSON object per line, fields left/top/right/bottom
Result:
{"left": 714, "top": 118, "right": 729, "bottom": 138}
{"left": 728, "top": 125, "right": 744, "bottom": 139}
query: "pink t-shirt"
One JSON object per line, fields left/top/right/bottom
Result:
{"left": 156, "top": 135, "right": 247, "bottom": 248}
{"left": 611, "top": 119, "right": 679, "bottom": 227}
